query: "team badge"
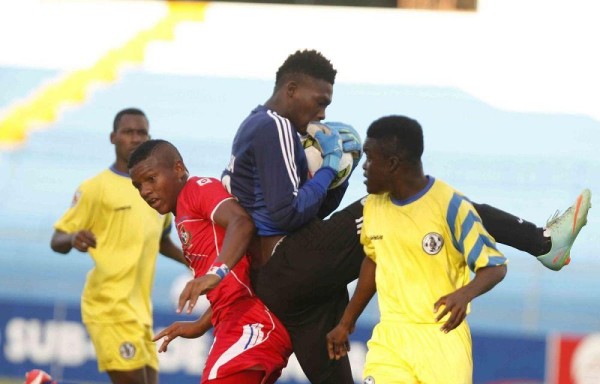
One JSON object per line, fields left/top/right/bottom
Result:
{"left": 119, "top": 342, "right": 136, "bottom": 359}
{"left": 422, "top": 232, "right": 444, "bottom": 255}
{"left": 70, "top": 190, "right": 82, "bottom": 207}
{"left": 196, "top": 177, "right": 212, "bottom": 186}
{"left": 363, "top": 376, "right": 375, "bottom": 384}
{"left": 177, "top": 223, "right": 191, "bottom": 246}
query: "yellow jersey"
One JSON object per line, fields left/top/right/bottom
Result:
{"left": 361, "top": 177, "right": 506, "bottom": 324}
{"left": 54, "top": 166, "right": 172, "bottom": 325}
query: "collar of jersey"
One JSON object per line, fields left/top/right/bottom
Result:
{"left": 109, "top": 163, "right": 130, "bottom": 178}
{"left": 390, "top": 176, "right": 435, "bottom": 206}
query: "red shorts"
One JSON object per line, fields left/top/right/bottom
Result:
{"left": 202, "top": 297, "right": 292, "bottom": 383}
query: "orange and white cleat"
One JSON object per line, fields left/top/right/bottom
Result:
{"left": 537, "top": 189, "right": 591, "bottom": 271}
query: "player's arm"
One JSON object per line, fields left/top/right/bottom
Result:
{"left": 158, "top": 214, "right": 186, "bottom": 265}
{"left": 316, "top": 122, "right": 362, "bottom": 218}
{"left": 51, "top": 182, "right": 98, "bottom": 254}
{"left": 214, "top": 198, "right": 255, "bottom": 260}
{"left": 50, "top": 229, "right": 97, "bottom": 253}
{"left": 159, "top": 233, "right": 187, "bottom": 266}
{"left": 434, "top": 194, "right": 508, "bottom": 333}
{"left": 256, "top": 120, "right": 341, "bottom": 231}
{"left": 434, "top": 264, "right": 506, "bottom": 333}
{"left": 177, "top": 198, "right": 255, "bottom": 314}
{"left": 153, "top": 306, "right": 213, "bottom": 353}
{"left": 327, "top": 257, "right": 376, "bottom": 360}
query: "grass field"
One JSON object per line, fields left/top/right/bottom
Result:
{"left": 0, "top": 378, "right": 22, "bottom": 384}
{"left": 0, "top": 377, "right": 108, "bottom": 384}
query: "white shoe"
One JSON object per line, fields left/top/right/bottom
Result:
{"left": 537, "top": 189, "right": 591, "bottom": 271}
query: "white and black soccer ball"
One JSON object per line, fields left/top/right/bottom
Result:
{"left": 302, "top": 122, "right": 361, "bottom": 189}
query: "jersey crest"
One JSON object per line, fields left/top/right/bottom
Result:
{"left": 196, "top": 177, "right": 213, "bottom": 187}
{"left": 119, "top": 342, "right": 136, "bottom": 359}
{"left": 70, "top": 189, "right": 82, "bottom": 207}
{"left": 177, "top": 222, "right": 191, "bottom": 246}
{"left": 422, "top": 232, "right": 444, "bottom": 255}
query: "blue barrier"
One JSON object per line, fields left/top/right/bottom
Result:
{"left": 0, "top": 299, "right": 548, "bottom": 383}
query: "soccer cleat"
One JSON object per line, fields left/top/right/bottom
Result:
{"left": 23, "top": 369, "right": 57, "bottom": 384}
{"left": 537, "top": 189, "right": 591, "bottom": 271}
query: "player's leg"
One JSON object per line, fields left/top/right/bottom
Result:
{"left": 107, "top": 368, "right": 152, "bottom": 384}
{"left": 253, "top": 214, "right": 363, "bottom": 314}
{"left": 283, "top": 288, "right": 354, "bottom": 384}
{"left": 473, "top": 188, "right": 591, "bottom": 271}
{"left": 205, "top": 370, "right": 265, "bottom": 383}
{"left": 254, "top": 258, "right": 355, "bottom": 383}
{"left": 251, "top": 198, "right": 364, "bottom": 383}
{"left": 472, "top": 203, "right": 550, "bottom": 255}
{"left": 202, "top": 298, "right": 292, "bottom": 384}
{"left": 304, "top": 196, "right": 366, "bottom": 288}
{"left": 87, "top": 321, "right": 159, "bottom": 384}
{"left": 413, "top": 322, "right": 473, "bottom": 384}
{"left": 142, "top": 328, "right": 159, "bottom": 384}
{"left": 363, "top": 323, "right": 417, "bottom": 384}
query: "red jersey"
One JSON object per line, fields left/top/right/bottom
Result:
{"left": 175, "top": 177, "right": 292, "bottom": 383}
{"left": 175, "top": 176, "right": 254, "bottom": 321}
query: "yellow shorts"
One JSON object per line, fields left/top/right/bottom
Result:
{"left": 363, "top": 321, "right": 472, "bottom": 384}
{"left": 86, "top": 321, "right": 158, "bottom": 372}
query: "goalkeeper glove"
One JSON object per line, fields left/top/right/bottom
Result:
{"left": 314, "top": 128, "right": 343, "bottom": 172}
{"left": 324, "top": 121, "right": 363, "bottom": 172}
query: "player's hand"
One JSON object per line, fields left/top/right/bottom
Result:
{"left": 325, "top": 122, "right": 362, "bottom": 153}
{"left": 153, "top": 321, "right": 207, "bottom": 353}
{"left": 324, "top": 122, "right": 363, "bottom": 173}
{"left": 71, "top": 230, "right": 96, "bottom": 252}
{"left": 433, "top": 288, "right": 470, "bottom": 333}
{"left": 177, "top": 275, "right": 221, "bottom": 314}
{"left": 326, "top": 323, "right": 354, "bottom": 360}
{"left": 314, "top": 128, "right": 342, "bottom": 171}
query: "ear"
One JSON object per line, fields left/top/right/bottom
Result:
{"left": 286, "top": 80, "right": 298, "bottom": 97}
{"left": 174, "top": 160, "right": 187, "bottom": 180}
{"left": 388, "top": 155, "right": 400, "bottom": 172}
{"left": 110, "top": 131, "right": 116, "bottom": 144}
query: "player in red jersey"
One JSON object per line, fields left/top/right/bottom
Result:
{"left": 128, "top": 139, "right": 292, "bottom": 384}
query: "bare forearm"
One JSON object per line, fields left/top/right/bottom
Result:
{"left": 463, "top": 265, "right": 507, "bottom": 301}
{"left": 216, "top": 215, "right": 254, "bottom": 269}
{"left": 160, "top": 236, "right": 187, "bottom": 266}
{"left": 195, "top": 306, "right": 214, "bottom": 334}
{"left": 339, "top": 257, "right": 377, "bottom": 329}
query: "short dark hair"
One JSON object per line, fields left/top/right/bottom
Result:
{"left": 113, "top": 108, "right": 147, "bottom": 132}
{"left": 274, "top": 49, "right": 337, "bottom": 90}
{"left": 366, "top": 115, "right": 424, "bottom": 163}
{"left": 128, "top": 139, "right": 182, "bottom": 170}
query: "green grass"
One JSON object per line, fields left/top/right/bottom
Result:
{"left": 0, "top": 378, "right": 22, "bottom": 384}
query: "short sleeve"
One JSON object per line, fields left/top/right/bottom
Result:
{"left": 53, "top": 180, "right": 97, "bottom": 234}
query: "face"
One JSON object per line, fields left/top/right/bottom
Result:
{"left": 110, "top": 114, "right": 149, "bottom": 164}
{"left": 286, "top": 76, "right": 333, "bottom": 134}
{"left": 362, "top": 137, "right": 391, "bottom": 195}
{"left": 130, "top": 155, "right": 184, "bottom": 215}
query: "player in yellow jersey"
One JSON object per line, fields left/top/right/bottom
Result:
{"left": 50, "top": 108, "right": 187, "bottom": 384}
{"left": 326, "top": 115, "right": 508, "bottom": 384}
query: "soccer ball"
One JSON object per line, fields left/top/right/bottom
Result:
{"left": 24, "top": 369, "right": 56, "bottom": 384}
{"left": 302, "top": 122, "right": 360, "bottom": 189}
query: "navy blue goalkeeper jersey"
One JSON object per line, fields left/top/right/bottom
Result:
{"left": 222, "top": 105, "right": 347, "bottom": 236}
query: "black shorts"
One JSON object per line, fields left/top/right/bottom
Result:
{"left": 253, "top": 197, "right": 366, "bottom": 384}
